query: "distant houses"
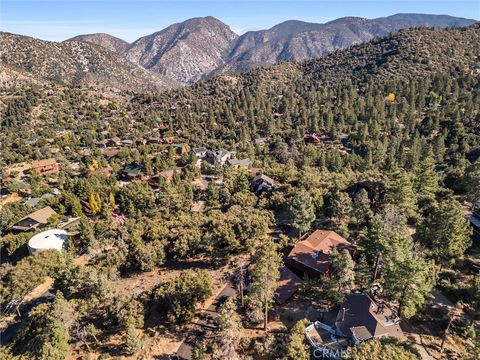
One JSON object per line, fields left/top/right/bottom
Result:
{"left": 121, "top": 162, "right": 144, "bottom": 180}
{"left": 251, "top": 174, "right": 275, "bottom": 193}
{"left": 192, "top": 147, "right": 208, "bottom": 159}
{"left": 32, "top": 158, "right": 59, "bottom": 175}
{"left": 205, "top": 149, "right": 235, "bottom": 166}
{"left": 11, "top": 206, "right": 57, "bottom": 232}
{"left": 192, "top": 147, "right": 255, "bottom": 171}
{"left": 227, "top": 158, "right": 252, "bottom": 170}
{"left": 172, "top": 143, "right": 189, "bottom": 156}
{"left": 304, "top": 133, "right": 352, "bottom": 154}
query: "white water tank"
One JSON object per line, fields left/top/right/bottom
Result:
{"left": 27, "top": 229, "right": 68, "bottom": 254}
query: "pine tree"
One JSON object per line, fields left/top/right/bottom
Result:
{"left": 417, "top": 198, "right": 472, "bottom": 265}
{"left": 286, "top": 319, "right": 310, "bottom": 360}
{"left": 329, "top": 189, "right": 353, "bottom": 228}
{"left": 355, "top": 254, "right": 373, "bottom": 290}
{"left": 248, "top": 239, "right": 282, "bottom": 331}
{"left": 214, "top": 298, "right": 242, "bottom": 360}
{"left": 331, "top": 247, "right": 356, "bottom": 293}
{"left": 384, "top": 255, "right": 437, "bottom": 319}
{"left": 78, "top": 216, "right": 96, "bottom": 251}
{"left": 206, "top": 181, "right": 220, "bottom": 209}
{"left": 414, "top": 151, "right": 439, "bottom": 205}
{"left": 364, "top": 215, "right": 389, "bottom": 281}
{"left": 123, "top": 324, "right": 142, "bottom": 355}
{"left": 289, "top": 190, "right": 315, "bottom": 237}
{"left": 387, "top": 171, "right": 418, "bottom": 221}
{"left": 352, "top": 188, "right": 372, "bottom": 226}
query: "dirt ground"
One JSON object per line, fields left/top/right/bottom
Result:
{"left": 3, "top": 162, "right": 31, "bottom": 179}
{"left": 0, "top": 192, "right": 22, "bottom": 209}
{"left": 67, "top": 257, "right": 242, "bottom": 360}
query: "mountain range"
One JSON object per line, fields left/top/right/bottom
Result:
{"left": 0, "top": 13, "right": 477, "bottom": 90}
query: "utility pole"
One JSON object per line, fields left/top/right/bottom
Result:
{"left": 441, "top": 305, "right": 458, "bottom": 353}
{"left": 264, "top": 261, "right": 269, "bottom": 332}
{"left": 239, "top": 264, "right": 244, "bottom": 307}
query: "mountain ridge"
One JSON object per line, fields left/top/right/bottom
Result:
{"left": 67, "top": 33, "right": 129, "bottom": 54}
{"left": 1, "top": 13, "right": 478, "bottom": 90}
{"left": 0, "top": 32, "right": 177, "bottom": 91}
{"left": 67, "top": 13, "right": 477, "bottom": 84}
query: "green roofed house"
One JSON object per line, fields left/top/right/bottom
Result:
{"left": 121, "top": 162, "right": 144, "bottom": 180}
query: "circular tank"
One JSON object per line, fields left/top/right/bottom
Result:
{"left": 28, "top": 229, "right": 68, "bottom": 254}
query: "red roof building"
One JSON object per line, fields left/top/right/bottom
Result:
{"left": 32, "top": 158, "right": 59, "bottom": 175}
{"left": 286, "top": 230, "right": 356, "bottom": 277}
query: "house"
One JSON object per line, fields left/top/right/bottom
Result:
{"left": 32, "top": 158, "right": 59, "bottom": 175}
{"left": 97, "top": 137, "right": 121, "bottom": 148}
{"left": 251, "top": 173, "right": 275, "bottom": 193}
{"left": 304, "top": 133, "right": 323, "bottom": 145}
{"left": 15, "top": 180, "right": 32, "bottom": 196}
{"left": 344, "top": 180, "right": 385, "bottom": 203}
{"left": 227, "top": 158, "right": 252, "bottom": 169}
{"left": 103, "top": 148, "right": 120, "bottom": 160}
{"left": 274, "top": 266, "right": 303, "bottom": 304}
{"left": 162, "top": 135, "right": 175, "bottom": 144}
{"left": 24, "top": 189, "right": 60, "bottom": 208}
{"left": 109, "top": 137, "right": 122, "bottom": 147}
{"left": 11, "top": 206, "right": 57, "bottom": 232}
{"left": 192, "top": 147, "right": 209, "bottom": 159}
{"left": 305, "top": 322, "right": 349, "bottom": 358}
{"left": 254, "top": 137, "right": 268, "bottom": 148}
{"left": 335, "top": 293, "right": 404, "bottom": 344}
{"left": 171, "top": 144, "right": 189, "bottom": 155}
{"left": 468, "top": 210, "right": 480, "bottom": 239}
{"left": 79, "top": 148, "right": 92, "bottom": 157}
{"left": 121, "top": 162, "right": 144, "bottom": 180}
{"left": 90, "top": 166, "right": 114, "bottom": 177}
{"left": 147, "top": 137, "right": 163, "bottom": 145}
{"left": 149, "top": 169, "right": 180, "bottom": 186}
{"left": 121, "top": 139, "right": 133, "bottom": 147}
{"left": 58, "top": 216, "right": 82, "bottom": 231}
{"left": 95, "top": 139, "right": 109, "bottom": 148}
{"left": 286, "top": 230, "right": 356, "bottom": 277}
{"left": 205, "top": 149, "right": 234, "bottom": 166}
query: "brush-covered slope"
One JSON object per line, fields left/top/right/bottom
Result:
{"left": 0, "top": 32, "right": 177, "bottom": 91}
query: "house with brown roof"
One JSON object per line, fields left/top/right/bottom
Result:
{"left": 251, "top": 173, "right": 275, "bottom": 193}
{"left": 149, "top": 168, "right": 181, "bottom": 186}
{"left": 32, "top": 158, "right": 59, "bottom": 175}
{"left": 11, "top": 206, "right": 57, "bottom": 232}
{"left": 227, "top": 158, "right": 252, "bottom": 169}
{"left": 304, "top": 133, "right": 323, "bottom": 145}
{"left": 286, "top": 230, "right": 356, "bottom": 277}
{"left": 103, "top": 148, "right": 120, "bottom": 160}
{"left": 334, "top": 293, "right": 404, "bottom": 344}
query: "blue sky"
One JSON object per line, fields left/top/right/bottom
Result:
{"left": 1, "top": 0, "right": 479, "bottom": 42}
